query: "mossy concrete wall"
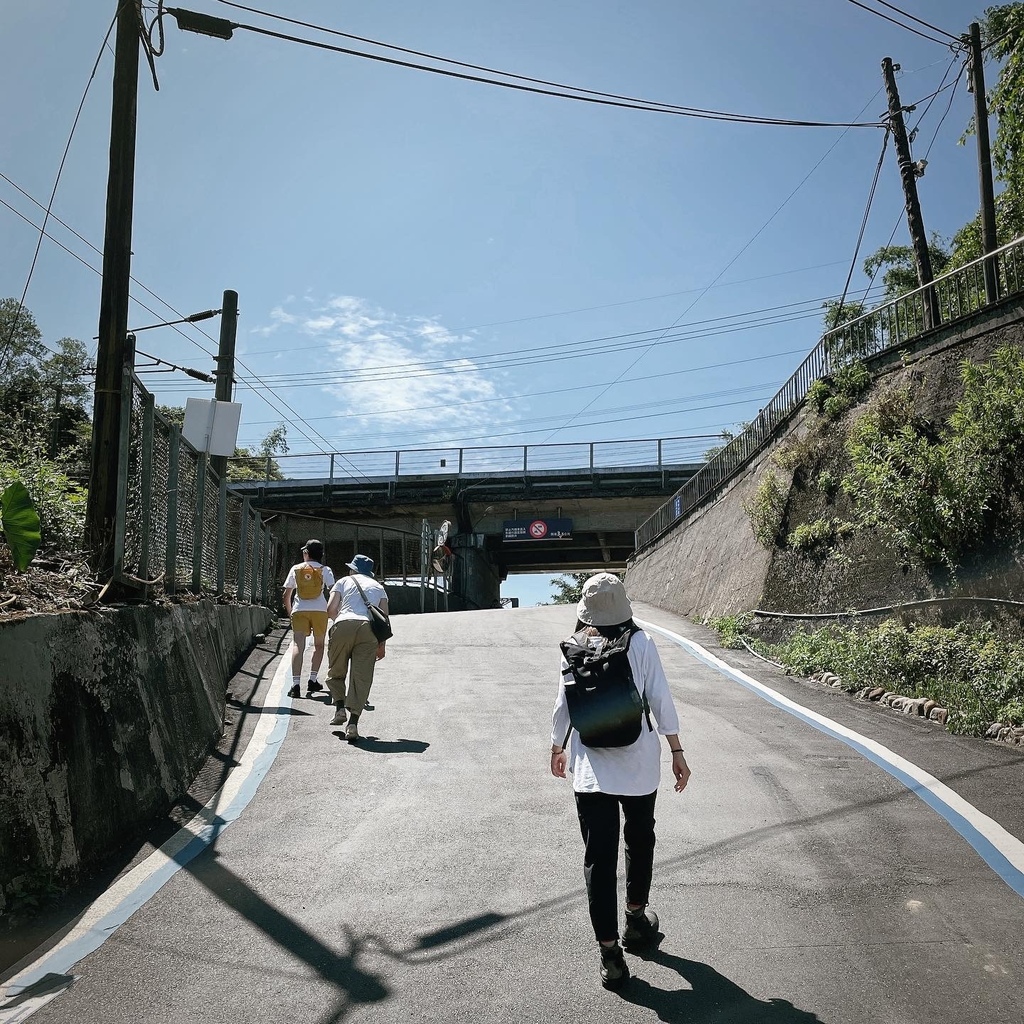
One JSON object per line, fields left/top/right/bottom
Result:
{"left": 0, "top": 601, "right": 272, "bottom": 913}
{"left": 626, "top": 296, "right": 1024, "bottom": 622}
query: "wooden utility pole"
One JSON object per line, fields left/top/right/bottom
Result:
{"left": 967, "top": 22, "right": 1000, "bottom": 303}
{"left": 85, "top": 1, "right": 142, "bottom": 573}
{"left": 211, "top": 288, "right": 238, "bottom": 480}
{"left": 881, "top": 57, "right": 940, "bottom": 330}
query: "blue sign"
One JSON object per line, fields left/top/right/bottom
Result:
{"left": 673, "top": 495, "right": 682, "bottom": 519}
{"left": 503, "top": 518, "right": 573, "bottom": 542}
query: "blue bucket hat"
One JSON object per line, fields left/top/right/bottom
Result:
{"left": 347, "top": 554, "right": 375, "bottom": 577}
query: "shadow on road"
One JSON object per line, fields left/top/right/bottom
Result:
{"left": 332, "top": 736, "right": 431, "bottom": 754}
{"left": 623, "top": 949, "right": 824, "bottom": 1023}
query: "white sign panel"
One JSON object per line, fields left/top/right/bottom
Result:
{"left": 182, "top": 398, "right": 242, "bottom": 456}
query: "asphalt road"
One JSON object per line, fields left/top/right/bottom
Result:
{"left": 3, "top": 603, "right": 1023, "bottom": 1024}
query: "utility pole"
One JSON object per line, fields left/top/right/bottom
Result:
{"left": 211, "top": 288, "right": 238, "bottom": 480}
{"left": 881, "top": 57, "right": 940, "bottom": 330}
{"left": 85, "top": 0, "right": 142, "bottom": 574}
{"left": 967, "top": 22, "right": 1000, "bottom": 304}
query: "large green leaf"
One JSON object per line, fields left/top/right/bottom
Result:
{"left": 1, "top": 481, "right": 42, "bottom": 571}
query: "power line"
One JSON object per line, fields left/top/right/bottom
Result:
{"left": 189, "top": 5, "right": 883, "bottom": 129}
{"left": 844, "top": 0, "right": 958, "bottom": 46}
{"left": 866, "top": 0, "right": 959, "bottom": 41}
{"left": 0, "top": 173, "right": 366, "bottom": 472}
{"left": 230, "top": 287, "right": 885, "bottom": 389}
{"left": 231, "top": 347, "right": 812, "bottom": 433}
{"left": 1, "top": 5, "right": 120, "bottom": 365}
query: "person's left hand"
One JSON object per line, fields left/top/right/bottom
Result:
{"left": 376, "top": 642, "right": 386, "bottom": 661}
{"left": 672, "top": 752, "right": 691, "bottom": 793}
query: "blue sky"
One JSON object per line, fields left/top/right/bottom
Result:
{"left": 1, "top": 1, "right": 990, "bottom": 605}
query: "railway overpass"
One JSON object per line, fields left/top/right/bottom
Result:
{"left": 230, "top": 436, "right": 704, "bottom": 609}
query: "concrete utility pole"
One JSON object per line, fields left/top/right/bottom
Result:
{"left": 967, "top": 22, "right": 1000, "bottom": 304}
{"left": 881, "top": 57, "right": 940, "bottom": 330}
{"left": 85, "top": 0, "right": 142, "bottom": 573}
{"left": 211, "top": 288, "right": 238, "bottom": 480}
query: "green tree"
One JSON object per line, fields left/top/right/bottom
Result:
{"left": 546, "top": 571, "right": 622, "bottom": 606}
{"left": 821, "top": 299, "right": 877, "bottom": 362}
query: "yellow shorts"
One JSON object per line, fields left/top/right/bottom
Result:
{"left": 291, "top": 610, "right": 329, "bottom": 641}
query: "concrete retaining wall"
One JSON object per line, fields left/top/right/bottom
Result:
{"left": 0, "top": 601, "right": 272, "bottom": 913}
{"left": 626, "top": 296, "right": 1024, "bottom": 622}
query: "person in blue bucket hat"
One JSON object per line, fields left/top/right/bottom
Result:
{"left": 325, "top": 554, "right": 389, "bottom": 741}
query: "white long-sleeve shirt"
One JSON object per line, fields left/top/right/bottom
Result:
{"left": 551, "top": 628, "right": 680, "bottom": 796}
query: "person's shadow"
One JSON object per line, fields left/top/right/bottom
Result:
{"left": 622, "top": 947, "right": 824, "bottom": 1023}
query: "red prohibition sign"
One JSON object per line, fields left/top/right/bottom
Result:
{"left": 529, "top": 520, "right": 548, "bottom": 539}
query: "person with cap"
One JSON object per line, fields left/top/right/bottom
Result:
{"left": 282, "top": 539, "right": 336, "bottom": 698}
{"left": 550, "top": 572, "right": 691, "bottom": 991}
{"left": 325, "top": 553, "right": 389, "bottom": 740}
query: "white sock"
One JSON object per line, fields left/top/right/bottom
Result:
{"left": 309, "top": 673, "right": 318, "bottom": 682}
{"left": 292, "top": 676, "right": 300, "bottom": 685}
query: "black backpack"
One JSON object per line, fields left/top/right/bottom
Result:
{"left": 560, "top": 626, "right": 652, "bottom": 748}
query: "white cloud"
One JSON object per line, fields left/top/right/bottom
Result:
{"left": 256, "top": 295, "right": 513, "bottom": 443}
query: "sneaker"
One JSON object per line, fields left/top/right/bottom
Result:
{"left": 599, "top": 943, "right": 630, "bottom": 990}
{"left": 622, "top": 908, "right": 660, "bottom": 950}
{"left": 306, "top": 680, "right": 323, "bottom": 695}
{"left": 287, "top": 683, "right": 301, "bottom": 699}
{"left": 330, "top": 705, "right": 347, "bottom": 726}
{"left": 363, "top": 701, "right": 374, "bottom": 711}
{"left": 345, "top": 720, "right": 360, "bottom": 742}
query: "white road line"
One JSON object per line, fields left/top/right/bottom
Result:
{"left": 639, "top": 619, "right": 1024, "bottom": 901}
{"left": 0, "top": 653, "right": 294, "bottom": 1023}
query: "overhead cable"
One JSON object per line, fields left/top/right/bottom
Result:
{"left": 192, "top": 4, "right": 882, "bottom": 128}
{"left": 0, "top": 5, "right": 120, "bottom": 366}
{"left": 845, "top": 0, "right": 958, "bottom": 46}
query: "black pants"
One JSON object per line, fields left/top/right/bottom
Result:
{"left": 574, "top": 790, "right": 658, "bottom": 942}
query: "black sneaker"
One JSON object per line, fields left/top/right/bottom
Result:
{"left": 622, "top": 908, "right": 660, "bottom": 950}
{"left": 306, "top": 680, "right": 323, "bottom": 695}
{"left": 599, "top": 943, "right": 629, "bottom": 990}
{"left": 287, "top": 683, "right": 301, "bottom": 698}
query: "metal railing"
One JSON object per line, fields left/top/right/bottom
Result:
{"left": 113, "top": 368, "right": 278, "bottom": 602}
{"left": 635, "top": 236, "right": 1024, "bottom": 552}
{"left": 231, "top": 435, "right": 711, "bottom": 485}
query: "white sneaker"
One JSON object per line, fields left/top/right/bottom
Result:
{"left": 345, "top": 720, "right": 359, "bottom": 741}
{"left": 330, "top": 705, "right": 347, "bottom": 726}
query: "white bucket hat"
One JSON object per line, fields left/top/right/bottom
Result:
{"left": 576, "top": 573, "right": 633, "bottom": 627}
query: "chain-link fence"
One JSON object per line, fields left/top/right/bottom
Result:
{"left": 113, "top": 374, "right": 279, "bottom": 603}
{"left": 635, "top": 235, "right": 1024, "bottom": 552}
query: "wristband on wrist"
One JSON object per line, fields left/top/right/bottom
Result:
{"left": 669, "top": 747, "right": 684, "bottom": 754}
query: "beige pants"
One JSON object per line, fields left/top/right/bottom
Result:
{"left": 325, "top": 618, "right": 378, "bottom": 712}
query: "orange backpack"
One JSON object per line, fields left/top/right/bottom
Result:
{"left": 295, "top": 564, "right": 325, "bottom": 601}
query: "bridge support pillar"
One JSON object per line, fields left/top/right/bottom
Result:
{"left": 451, "top": 532, "right": 501, "bottom": 611}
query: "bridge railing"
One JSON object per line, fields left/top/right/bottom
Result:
{"left": 635, "top": 235, "right": 1024, "bottom": 552}
{"left": 238, "top": 435, "right": 715, "bottom": 484}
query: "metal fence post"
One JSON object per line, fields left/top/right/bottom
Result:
{"left": 238, "top": 496, "right": 251, "bottom": 601}
{"left": 263, "top": 530, "right": 273, "bottom": 606}
{"left": 139, "top": 392, "right": 155, "bottom": 587}
{"left": 216, "top": 474, "right": 228, "bottom": 593}
{"left": 192, "top": 452, "right": 207, "bottom": 593}
{"left": 252, "top": 519, "right": 263, "bottom": 605}
{"left": 166, "top": 424, "right": 180, "bottom": 595}
{"left": 112, "top": 366, "right": 134, "bottom": 585}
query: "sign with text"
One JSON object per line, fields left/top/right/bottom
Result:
{"left": 503, "top": 518, "right": 573, "bottom": 542}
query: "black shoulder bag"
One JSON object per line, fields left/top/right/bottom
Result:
{"left": 350, "top": 577, "right": 393, "bottom": 642}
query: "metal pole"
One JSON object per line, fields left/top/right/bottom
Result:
{"left": 238, "top": 496, "right": 251, "bottom": 601}
{"left": 192, "top": 452, "right": 207, "bottom": 593}
{"left": 216, "top": 474, "right": 228, "bottom": 593}
{"left": 211, "top": 288, "right": 238, "bottom": 480}
{"left": 139, "top": 391, "right": 155, "bottom": 588}
{"left": 85, "top": 0, "right": 142, "bottom": 575}
{"left": 166, "top": 424, "right": 181, "bottom": 596}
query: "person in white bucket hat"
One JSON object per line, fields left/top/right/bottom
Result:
{"left": 550, "top": 572, "right": 691, "bottom": 990}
